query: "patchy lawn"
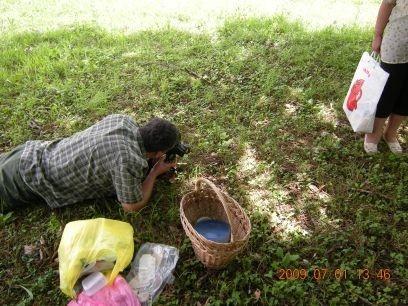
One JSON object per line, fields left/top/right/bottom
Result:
{"left": 0, "top": 3, "right": 407, "bottom": 306}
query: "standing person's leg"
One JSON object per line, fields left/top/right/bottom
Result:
{"left": 384, "top": 114, "right": 407, "bottom": 142}
{"left": 383, "top": 63, "right": 408, "bottom": 153}
{"left": 383, "top": 114, "right": 407, "bottom": 153}
{"left": 364, "top": 62, "right": 405, "bottom": 153}
{"left": 364, "top": 117, "right": 387, "bottom": 154}
{"left": 383, "top": 115, "right": 407, "bottom": 153}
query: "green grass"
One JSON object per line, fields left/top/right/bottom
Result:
{"left": 1, "top": 15, "right": 407, "bottom": 305}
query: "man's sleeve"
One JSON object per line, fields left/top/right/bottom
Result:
{"left": 111, "top": 162, "right": 143, "bottom": 204}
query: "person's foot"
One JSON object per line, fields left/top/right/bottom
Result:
{"left": 383, "top": 134, "right": 403, "bottom": 153}
{"left": 364, "top": 135, "right": 378, "bottom": 154}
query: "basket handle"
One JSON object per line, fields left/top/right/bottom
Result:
{"left": 195, "top": 178, "right": 235, "bottom": 242}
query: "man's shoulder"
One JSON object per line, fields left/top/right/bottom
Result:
{"left": 111, "top": 136, "right": 147, "bottom": 167}
{"left": 101, "top": 114, "right": 137, "bottom": 126}
{"left": 115, "top": 143, "right": 147, "bottom": 163}
{"left": 88, "top": 114, "right": 140, "bottom": 143}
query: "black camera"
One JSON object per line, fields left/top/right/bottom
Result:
{"left": 165, "top": 142, "right": 190, "bottom": 162}
{"left": 147, "top": 142, "right": 190, "bottom": 180}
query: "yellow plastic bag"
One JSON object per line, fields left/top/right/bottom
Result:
{"left": 58, "top": 218, "right": 134, "bottom": 298}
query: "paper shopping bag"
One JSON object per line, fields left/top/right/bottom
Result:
{"left": 343, "top": 52, "right": 389, "bottom": 133}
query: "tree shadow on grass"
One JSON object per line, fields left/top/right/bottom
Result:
{"left": 1, "top": 16, "right": 407, "bottom": 305}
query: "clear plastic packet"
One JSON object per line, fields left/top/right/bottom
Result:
{"left": 126, "top": 243, "right": 179, "bottom": 306}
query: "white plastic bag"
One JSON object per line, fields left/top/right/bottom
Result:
{"left": 126, "top": 243, "right": 179, "bottom": 306}
{"left": 343, "top": 52, "right": 389, "bottom": 133}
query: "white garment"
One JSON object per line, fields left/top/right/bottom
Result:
{"left": 381, "top": 0, "right": 408, "bottom": 63}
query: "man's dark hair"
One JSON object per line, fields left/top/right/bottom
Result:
{"left": 139, "top": 118, "right": 180, "bottom": 152}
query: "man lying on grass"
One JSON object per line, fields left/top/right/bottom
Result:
{"left": 0, "top": 114, "right": 179, "bottom": 213}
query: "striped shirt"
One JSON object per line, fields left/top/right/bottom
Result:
{"left": 19, "top": 114, "right": 148, "bottom": 208}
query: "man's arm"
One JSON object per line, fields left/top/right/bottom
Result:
{"left": 121, "top": 155, "right": 176, "bottom": 213}
{"left": 372, "top": 0, "right": 395, "bottom": 53}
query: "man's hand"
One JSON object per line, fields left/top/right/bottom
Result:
{"left": 151, "top": 155, "right": 177, "bottom": 177}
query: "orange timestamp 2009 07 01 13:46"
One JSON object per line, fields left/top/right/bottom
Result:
{"left": 276, "top": 268, "right": 391, "bottom": 281}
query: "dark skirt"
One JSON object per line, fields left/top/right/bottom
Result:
{"left": 375, "top": 62, "right": 408, "bottom": 118}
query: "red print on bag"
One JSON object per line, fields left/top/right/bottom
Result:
{"left": 363, "top": 68, "right": 371, "bottom": 77}
{"left": 347, "top": 79, "right": 364, "bottom": 111}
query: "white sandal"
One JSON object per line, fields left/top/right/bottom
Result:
{"left": 364, "top": 136, "right": 378, "bottom": 154}
{"left": 383, "top": 136, "right": 403, "bottom": 153}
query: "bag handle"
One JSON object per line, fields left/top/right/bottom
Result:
{"left": 195, "top": 178, "right": 234, "bottom": 242}
{"left": 370, "top": 51, "right": 381, "bottom": 63}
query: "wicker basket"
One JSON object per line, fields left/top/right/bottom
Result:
{"left": 180, "top": 178, "right": 251, "bottom": 269}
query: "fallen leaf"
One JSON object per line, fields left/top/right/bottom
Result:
{"left": 24, "top": 245, "right": 36, "bottom": 255}
{"left": 40, "top": 236, "right": 45, "bottom": 245}
{"left": 254, "top": 289, "right": 261, "bottom": 301}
